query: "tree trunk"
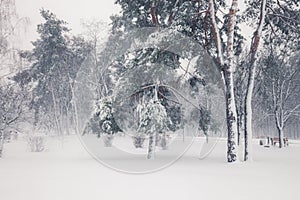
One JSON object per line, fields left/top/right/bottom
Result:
{"left": 161, "top": 133, "right": 168, "bottom": 150}
{"left": 147, "top": 133, "right": 156, "bottom": 159}
{"left": 224, "top": 0, "right": 239, "bottom": 163}
{"left": 277, "top": 126, "right": 284, "bottom": 148}
{"left": 237, "top": 112, "right": 242, "bottom": 146}
{"left": 0, "top": 131, "right": 3, "bottom": 158}
{"left": 244, "top": 67, "right": 255, "bottom": 161}
{"left": 224, "top": 69, "right": 239, "bottom": 162}
{"left": 244, "top": 0, "right": 266, "bottom": 161}
{"left": 209, "top": 0, "right": 239, "bottom": 162}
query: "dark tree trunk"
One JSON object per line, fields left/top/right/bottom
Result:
{"left": 277, "top": 126, "right": 284, "bottom": 148}
{"left": 147, "top": 133, "right": 155, "bottom": 159}
{"left": 237, "top": 112, "right": 242, "bottom": 146}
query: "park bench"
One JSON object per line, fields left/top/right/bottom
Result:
{"left": 271, "top": 137, "right": 288, "bottom": 146}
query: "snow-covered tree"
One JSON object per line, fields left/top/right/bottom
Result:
{"left": 83, "top": 97, "right": 121, "bottom": 146}
{"left": 257, "top": 51, "right": 300, "bottom": 148}
{"left": 80, "top": 19, "right": 110, "bottom": 99}
{"left": 0, "top": 0, "right": 29, "bottom": 73}
{"left": 136, "top": 84, "right": 172, "bottom": 159}
{"left": 13, "top": 9, "right": 91, "bottom": 135}
{"left": 111, "top": 0, "right": 244, "bottom": 162}
{"left": 0, "top": 84, "right": 27, "bottom": 157}
{"left": 242, "top": 0, "right": 299, "bottom": 160}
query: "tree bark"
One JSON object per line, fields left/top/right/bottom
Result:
{"left": 209, "top": 0, "right": 239, "bottom": 162}
{"left": 277, "top": 126, "right": 284, "bottom": 148}
{"left": 244, "top": 0, "right": 266, "bottom": 161}
{"left": 147, "top": 132, "right": 156, "bottom": 159}
{"left": 224, "top": 0, "right": 239, "bottom": 163}
{"left": 224, "top": 68, "right": 239, "bottom": 162}
{"left": 0, "top": 131, "right": 3, "bottom": 158}
{"left": 237, "top": 111, "right": 242, "bottom": 146}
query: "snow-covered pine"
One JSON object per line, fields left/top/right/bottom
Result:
{"left": 83, "top": 97, "right": 121, "bottom": 147}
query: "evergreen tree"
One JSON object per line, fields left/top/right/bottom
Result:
{"left": 14, "top": 9, "right": 91, "bottom": 134}
{"left": 111, "top": 0, "right": 244, "bottom": 162}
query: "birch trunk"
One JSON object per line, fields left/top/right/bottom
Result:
{"left": 224, "top": 0, "right": 239, "bottom": 163}
{"left": 209, "top": 0, "right": 239, "bottom": 162}
{"left": 224, "top": 69, "right": 239, "bottom": 162}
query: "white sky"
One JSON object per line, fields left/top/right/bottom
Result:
{"left": 15, "top": 0, "right": 121, "bottom": 49}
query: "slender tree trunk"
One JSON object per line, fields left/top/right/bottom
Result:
{"left": 147, "top": 132, "right": 156, "bottom": 159}
{"left": 69, "top": 76, "right": 79, "bottom": 135}
{"left": 224, "top": 69, "right": 239, "bottom": 162}
{"left": 275, "top": 109, "right": 284, "bottom": 148}
{"left": 244, "top": 0, "right": 266, "bottom": 161}
{"left": 0, "top": 131, "right": 3, "bottom": 158}
{"left": 209, "top": 0, "right": 239, "bottom": 162}
{"left": 277, "top": 126, "right": 284, "bottom": 148}
{"left": 224, "top": 0, "right": 239, "bottom": 163}
{"left": 237, "top": 112, "right": 242, "bottom": 146}
{"left": 244, "top": 66, "right": 255, "bottom": 161}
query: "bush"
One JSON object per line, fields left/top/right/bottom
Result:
{"left": 132, "top": 135, "right": 145, "bottom": 148}
{"left": 28, "top": 135, "right": 45, "bottom": 152}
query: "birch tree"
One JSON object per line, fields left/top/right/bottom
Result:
{"left": 207, "top": 0, "right": 240, "bottom": 162}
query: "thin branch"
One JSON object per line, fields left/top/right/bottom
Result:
{"left": 167, "top": 0, "right": 180, "bottom": 25}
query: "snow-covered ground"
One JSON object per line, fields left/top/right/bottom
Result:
{"left": 0, "top": 135, "right": 299, "bottom": 200}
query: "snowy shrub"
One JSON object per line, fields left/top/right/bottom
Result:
{"left": 83, "top": 97, "right": 122, "bottom": 138}
{"left": 28, "top": 135, "right": 45, "bottom": 152}
{"left": 96, "top": 98, "right": 122, "bottom": 135}
{"left": 132, "top": 135, "right": 145, "bottom": 148}
{"left": 155, "top": 133, "right": 170, "bottom": 150}
{"left": 83, "top": 115, "right": 102, "bottom": 137}
{"left": 137, "top": 98, "right": 171, "bottom": 135}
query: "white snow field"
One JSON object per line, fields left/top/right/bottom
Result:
{"left": 0, "top": 135, "right": 299, "bottom": 200}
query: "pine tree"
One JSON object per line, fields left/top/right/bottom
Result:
{"left": 111, "top": 0, "right": 244, "bottom": 162}
{"left": 14, "top": 9, "right": 91, "bottom": 135}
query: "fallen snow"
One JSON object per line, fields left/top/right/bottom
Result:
{"left": 0, "top": 135, "right": 299, "bottom": 200}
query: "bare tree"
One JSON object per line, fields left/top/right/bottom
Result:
{"left": 0, "top": 83, "right": 27, "bottom": 157}
{"left": 80, "top": 19, "right": 109, "bottom": 99}
{"left": 0, "top": 0, "right": 29, "bottom": 73}
{"left": 258, "top": 51, "right": 300, "bottom": 148}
